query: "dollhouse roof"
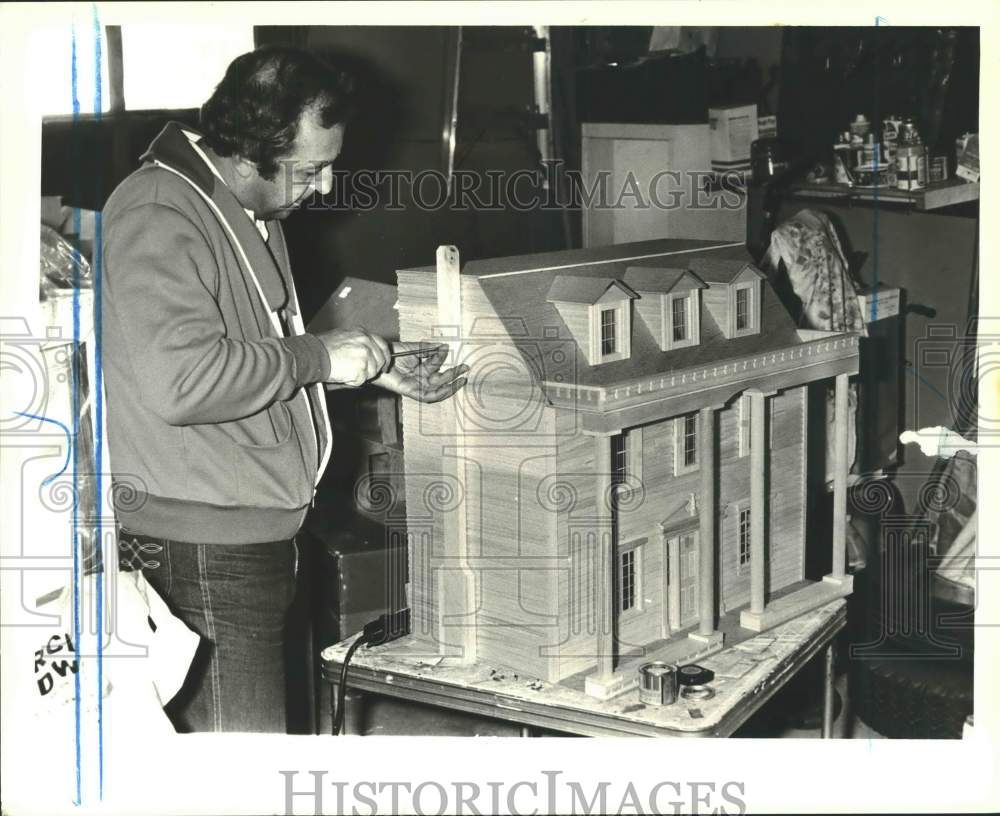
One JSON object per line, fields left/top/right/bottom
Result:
{"left": 399, "top": 238, "right": 809, "bottom": 390}
{"left": 622, "top": 266, "right": 708, "bottom": 294}
{"left": 474, "top": 241, "right": 801, "bottom": 389}
{"left": 686, "top": 256, "right": 765, "bottom": 284}
{"left": 546, "top": 276, "right": 639, "bottom": 304}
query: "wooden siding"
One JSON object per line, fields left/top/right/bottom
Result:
{"left": 398, "top": 270, "right": 565, "bottom": 678}
{"left": 550, "top": 301, "right": 593, "bottom": 364}
{"left": 552, "top": 411, "right": 603, "bottom": 680}
{"left": 548, "top": 385, "right": 808, "bottom": 662}
{"left": 702, "top": 282, "right": 730, "bottom": 338}
{"left": 633, "top": 294, "right": 665, "bottom": 349}
{"left": 716, "top": 386, "right": 806, "bottom": 612}
{"left": 401, "top": 264, "right": 808, "bottom": 677}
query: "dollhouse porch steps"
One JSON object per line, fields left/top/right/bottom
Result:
{"left": 739, "top": 574, "right": 854, "bottom": 633}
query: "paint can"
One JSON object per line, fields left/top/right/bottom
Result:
{"left": 929, "top": 155, "right": 948, "bottom": 184}
{"left": 882, "top": 115, "right": 902, "bottom": 162}
{"left": 638, "top": 661, "right": 679, "bottom": 706}
{"left": 860, "top": 134, "right": 880, "bottom": 168}
{"left": 896, "top": 120, "right": 927, "bottom": 191}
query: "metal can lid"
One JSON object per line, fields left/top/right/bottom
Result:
{"left": 677, "top": 664, "right": 715, "bottom": 685}
{"left": 680, "top": 684, "right": 716, "bottom": 701}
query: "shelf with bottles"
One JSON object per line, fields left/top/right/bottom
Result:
{"left": 784, "top": 176, "right": 978, "bottom": 211}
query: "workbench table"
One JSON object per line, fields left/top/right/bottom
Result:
{"left": 321, "top": 598, "right": 846, "bottom": 737}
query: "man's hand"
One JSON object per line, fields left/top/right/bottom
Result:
{"left": 374, "top": 342, "right": 468, "bottom": 403}
{"left": 315, "top": 328, "right": 392, "bottom": 387}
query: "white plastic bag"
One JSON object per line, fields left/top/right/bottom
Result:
{"left": 29, "top": 569, "right": 198, "bottom": 726}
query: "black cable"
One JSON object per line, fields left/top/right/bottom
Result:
{"left": 331, "top": 609, "right": 410, "bottom": 735}
{"left": 332, "top": 633, "right": 365, "bottom": 736}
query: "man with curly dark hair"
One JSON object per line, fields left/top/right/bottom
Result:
{"left": 101, "top": 46, "right": 466, "bottom": 733}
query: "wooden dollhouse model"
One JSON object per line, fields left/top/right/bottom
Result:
{"left": 396, "top": 238, "right": 859, "bottom": 699}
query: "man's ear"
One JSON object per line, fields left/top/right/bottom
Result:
{"left": 233, "top": 156, "right": 257, "bottom": 180}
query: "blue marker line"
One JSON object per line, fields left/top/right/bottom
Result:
{"left": 70, "top": 21, "right": 82, "bottom": 807}
{"left": 871, "top": 15, "right": 882, "bottom": 324}
{"left": 12, "top": 412, "right": 72, "bottom": 484}
{"left": 871, "top": 134, "right": 879, "bottom": 323}
{"left": 92, "top": 3, "right": 104, "bottom": 800}
{"left": 904, "top": 365, "right": 949, "bottom": 403}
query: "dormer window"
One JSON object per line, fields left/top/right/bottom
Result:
{"left": 667, "top": 290, "right": 700, "bottom": 349}
{"left": 671, "top": 295, "right": 689, "bottom": 341}
{"left": 591, "top": 296, "right": 631, "bottom": 362}
{"left": 600, "top": 308, "right": 618, "bottom": 355}
{"left": 623, "top": 266, "right": 705, "bottom": 352}
{"left": 732, "top": 281, "right": 757, "bottom": 336}
{"left": 736, "top": 286, "right": 750, "bottom": 330}
{"left": 687, "top": 256, "right": 764, "bottom": 340}
{"left": 546, "top": 276, "right": 638, "bottom": 366}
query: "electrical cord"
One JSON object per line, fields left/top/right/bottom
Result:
{"left": 332, "top": 634, "right": 365, "bottom": 736}
{"left": 332, "top": 608, "right": 410, "bottom": 735}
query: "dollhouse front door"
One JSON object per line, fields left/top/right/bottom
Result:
{"left": 678, "top": 531, "right": 699, "bottom": 629}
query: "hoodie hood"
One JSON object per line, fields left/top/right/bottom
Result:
{"left": 139, "top": 122, "right": 292, "bottom": 315}
{"left": 140, "top": 121, "right": 218, "bottom": 197}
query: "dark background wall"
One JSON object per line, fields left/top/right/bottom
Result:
{"left": 41, "top": 25, "right": 979, "bottom": 326}
{"left": 265, "top": 26, "right": 565, "bottom": 322}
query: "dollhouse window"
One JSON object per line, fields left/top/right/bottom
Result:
{"left": 600, "top": 308, "right": 617, "bottom": 355}
{"left": 588, "top": 298, "right": 632, "bottom": 364}
{"left": 674, "top": 413, "right": 699, "bottom": 475}
{"left": 672, "top": 295, "right": 688, "bottom": 340}
{"left": 736, "top": 288, "right": 749, "bottom": 330}
{"left": 611, "top": 429, "right": 643, "bottom": 499}
{"left": 739, "top": 507, "right": 752, "bottom": 568}
{"left": 730, "top": 280, "right": 759, "bottom": 337}
{"left": 611, "top": 433, "right": 627, "bottom": 485}
{"left": 664, "top": 289, "right": 700, "bottom": 350}
{"left": 548, "top": 277, "right": 636, "bottom": 365}
{"left": 684, "top": 415, "right": 698, "bottom": 465}
{"left": 619, "top": 548, "right": 639, "bottom": 612}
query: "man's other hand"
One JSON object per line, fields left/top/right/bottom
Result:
{"left": 316, "top": 328, "right": 392, "bottom": 387}
{"left": 375, "top": 342, "right": 468, "bottom": 403}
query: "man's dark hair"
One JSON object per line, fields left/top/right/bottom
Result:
{"left": 200, "top": 46, "right": 355, "bottom": 180}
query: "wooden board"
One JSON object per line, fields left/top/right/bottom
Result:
{"left": 396, "top": 238, "right": 859, "bottom": 693}
{"left": 321, "top": 598, "right": 847, "bottom": 737}
{"left": 786, "top": 177, "right": 979, "bottom": 211}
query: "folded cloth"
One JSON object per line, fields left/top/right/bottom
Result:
{"left": 763, "top": 208, "right": 865, "bottom": 483}
{"left": 762, "top": 208, "right": 867, "bottom": 337}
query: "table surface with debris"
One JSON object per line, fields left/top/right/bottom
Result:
{"left": 320, "top": 599, "right": 847, "bottom": 737}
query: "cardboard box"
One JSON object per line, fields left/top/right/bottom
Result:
{"left": 709, "top": 104, "right": 758, "bottom": 172}
{"left": 956, "top": 134, "right": 979, "bottom": 183}
{"left": 857, "top": 285, "right": 902, "bottom": 322}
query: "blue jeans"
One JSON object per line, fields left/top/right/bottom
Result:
{"left": 119, "top": 530, "right": 297, "bottom": 733}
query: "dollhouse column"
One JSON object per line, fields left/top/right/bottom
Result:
{"left": 697, "top": 405, "right": 716, "bottom": 637}
{"left": 831, "top": 373, "right": 849, "bottom": 579}
{"left": 592, "top": 430, "right": 615, "bottom": 679}
{"left": 748, "top": 389, "right": 767, "bottom": 616}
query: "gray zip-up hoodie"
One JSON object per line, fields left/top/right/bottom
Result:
{"left": 101, "top": 122, "right": 332, "bottom": 544}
